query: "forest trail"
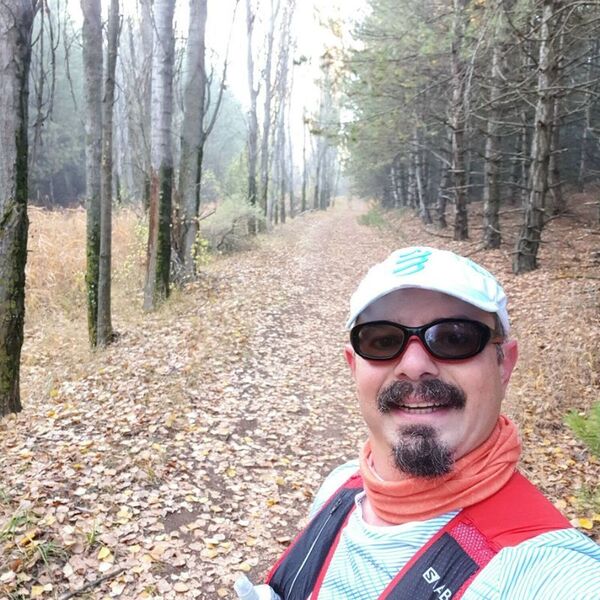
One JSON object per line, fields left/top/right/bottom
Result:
{"left": 1, "top": 199, "right": 598, "bottom": 598}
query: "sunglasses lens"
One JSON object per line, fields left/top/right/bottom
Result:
{"left": 425, "top": 320, "right": 488, "bottom": 359}
{"left": 353, "top": 323, "right": 405, "bottom": 360}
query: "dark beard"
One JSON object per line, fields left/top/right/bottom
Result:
{"left": 392, "top": 425, "right": 453, "bottom": 478}
{"left": 377, "top": 380, "right": 466, "bottom": 478}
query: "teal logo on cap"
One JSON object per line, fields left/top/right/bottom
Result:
{"left": 393, "top": 248, "right": 432, "bottom": 276}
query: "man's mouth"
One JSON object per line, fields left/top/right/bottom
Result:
{"left": 394, "top": 402, "right": 450, "bottom": 413}
{"left": 378, "top": 380, "right": 466, "bottom": 414}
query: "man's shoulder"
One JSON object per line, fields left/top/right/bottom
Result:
{"left": 309, "top": 460, "right": 360, "bottom": 516}
{"left": 468, "top": 528, "right": 600, "bottom": 599}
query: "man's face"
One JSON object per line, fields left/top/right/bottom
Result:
{"left": 344, "top": 288, "right": 518, "bottom": 480}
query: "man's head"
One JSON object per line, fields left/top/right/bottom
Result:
{"left": 344, "top": 247, "right": 518, "bottom": 480}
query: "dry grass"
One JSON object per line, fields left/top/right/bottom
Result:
{"left": 22, "top": 207, "right": 148, "bottom": 390}
{"left": 25, "top": 206, "right": 146, "bottom": 326}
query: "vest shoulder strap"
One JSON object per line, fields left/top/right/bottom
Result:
{"left": 267, "top": 470, "right": 571, "bottom": 600}
{"left": 266, "top": 474, "right": 362, "bottom": 599}
{"left": 380, "top": 471, "right": 572, "bottom": 599}
{"left": 461, "top": 470, "right": 571, "bottom": 548}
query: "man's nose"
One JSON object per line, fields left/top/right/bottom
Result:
{"left": 392, "top": 336, "right": 440, "bottom": 380}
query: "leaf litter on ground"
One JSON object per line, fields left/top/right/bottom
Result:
{"left": 1, "top": 197, "right": 598, "bottom": 598}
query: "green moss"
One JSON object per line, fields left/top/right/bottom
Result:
{"left": 155, "top": 164, "right": 173, "bottom": 302}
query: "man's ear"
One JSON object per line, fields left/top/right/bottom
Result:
{"left": 500, "top": 339, "right": 518, "bottom": 388}
{"left": 344, "top": 343, "right": 357, "bottom": 377}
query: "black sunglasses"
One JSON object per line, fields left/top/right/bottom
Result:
{"left": 350, "top": 318, "right": 497, "bottom": 361}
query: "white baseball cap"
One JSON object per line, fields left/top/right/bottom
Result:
{"left": 346, "top": 246, "right": 509, "bottom": 333}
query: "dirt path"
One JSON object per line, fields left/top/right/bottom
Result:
{"left": 1, "top": 200, "right": 598, "bottom": 599}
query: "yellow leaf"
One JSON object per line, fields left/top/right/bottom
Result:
{"left": 226, "top": 467, "right": 236, "bottom": 477}
{"left": 49, "top": 389, "right": 59, "bottom": 398}
{"left": 31, "top": 586, "right": 45, "bottom": 598}
{"left": 98, "top": 546, "right": 112, "bottom": 560}
{"left": 237, "top": 561, "right": 252, "bottom": 572}
{"left": 275, "top": 476, "right": 285, "bottom": 486}
{"left": 576, "top": 518, "right": 594, "bottom": 530}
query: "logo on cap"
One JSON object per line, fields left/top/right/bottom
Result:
{"left": 393, "top": 248, "right": 432, "bottom": 276}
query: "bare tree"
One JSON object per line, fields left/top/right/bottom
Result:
{"left": 177, "top": 0, "right": 238, "bottom": 278}
{"left": 178, "top": 0, "right": 208, "bottom": 279}
{"left": 97, "top": 0, "right": 120, "bottom": 345}
{"left": 144, "top": 0, "right": 175, "bottom": 309}
{"left": 261, "top": 0, "right": 281, "bottom": 225}
{"left": 450, "top": 0, "right": 469, "bottom": 240}
{"left": 80, "top": 0, "right": 102, "bottom": 346}
{"left": 513, "top": 0, "right": 558, "bottom": 274}
{"left": 245, "top": 0, "right": 259, "bottom": 232}
{"left": 482, "top": 1, "right": 507, "bottom": 249}
{"left": 0, "top": 0, "right": 37, "bottom": 416}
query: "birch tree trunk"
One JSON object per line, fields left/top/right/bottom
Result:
{"left": 178, "top": 0, "right": 207, "bottom": 279}
{"left": 260, "top": 0, "right": 280, "bottom": 225}
{"left": 97, "top": 0, "right": 120, "bottom": 345}
{"left": 81, "top": 0, "right": 102, "bottom": 346}
{"left": 513, "top": 0, "right": 557, "bottom": 274}
{"left": 245, "top": 0, "right": 259, "bottom": 232}
{"left": 140, "top": 0, "right": 153, "bottom": 210}
{"left": 144, "top": 0, "right": 175, "bottom": 309}
{"left": 0, "top": 0, "right": 36, "bottom": 416}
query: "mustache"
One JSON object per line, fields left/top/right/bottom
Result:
{"left": 377, "top": 379, "right": 466, "bottom": 413}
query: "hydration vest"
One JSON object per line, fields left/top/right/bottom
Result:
{"left": 266, "top": 471, "right": 571, "bottom": 599}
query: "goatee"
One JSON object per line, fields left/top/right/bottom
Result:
{"left": 377, "top": 379, "right": 466, "bottom": 478}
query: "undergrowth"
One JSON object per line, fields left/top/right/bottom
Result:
{"left": 358, "top": 205, "right": 387, "bottom": 228}
{"left": 566, "top": 403, "right": 600, "bottom": 457}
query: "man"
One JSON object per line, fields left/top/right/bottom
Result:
{"left": 266, "top": 247, "right": 600, "bottom": 599}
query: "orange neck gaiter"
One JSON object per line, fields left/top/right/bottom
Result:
{"left": 359, "top": 415, "right": 521, "bottom": 524}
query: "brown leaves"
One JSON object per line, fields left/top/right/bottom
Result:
{"left": 2, "top": 199, "right": 599, "bottom": 597}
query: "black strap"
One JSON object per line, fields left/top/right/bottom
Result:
{"left": 384, "top": 533, "right": 478, "bottom": 600}
{"left": 269, "top": 488, "right": 357, "bottom": 599}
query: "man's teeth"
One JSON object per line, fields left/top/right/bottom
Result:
{"left": 398, "top": 403, "right": 446, "bottom": 411}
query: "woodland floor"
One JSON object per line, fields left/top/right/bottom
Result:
{"left": 0, "top": 196, "right": 599, "bottom": 599}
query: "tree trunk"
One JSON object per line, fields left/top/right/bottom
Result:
{"left": 513, "top": 0, "right": 557, "bottom": 274}
{"left": 140, "top": 0, "right": 153, "bottom": 211}
{"left": 547, "top": 25, "right": 564, "bottom": 216}
{"left": 578, "top": 86, "right": 591, "bottom": 193}
{"left": 0, "top": 1, "right": 36, "bottom": 416}
{"left": 81, "top": 0, "right": 102, "bottom": 347}
{"left": 97, "top": 0, "right": 120, "bottom": 346}
{"left": 519, "top": 110, "right": 529, "bottom": 206}
{"left": 548, "top": 98, "right": 564, "bottom": 215}
{"left": 451, "top": 0, "right": 469, "bottom": 240}
{"left": 260, "top": 0, "right": 280, "bottom": 225}
{"left": 301, "top": 109, "right": 308, "bottom": 212}
{"left": 482, "top": 40, "right": 503, "bottom": 249}
{"left": 144, "top": 0, "right": 175, "bottom": 309}
{"left": 407, "top": 148, "right": 417, "bottom": 209}
{"left": 414, "top": 127, "right": 431, "bottom": 224}
{"left": 245, "top": 0, "right": 259, "bottom": 232}
{"left": 178, "top": 0, "right": 208, "bottom": 279}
